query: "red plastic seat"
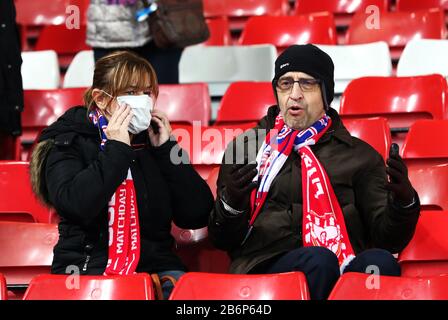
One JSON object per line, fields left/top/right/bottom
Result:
{"left": 342, "top": 117, "right": 391, "bottom": 161}
{"left": 346, "top": 8, "right": 447, "bottom": 60}
{"left": 157, "top": 83, "right": 211, "bottom": 126}
{"left": 215, "top": 82, "right": 276, "bottom": 125}
{"left": 35, "top": 25, "right": 91, "bottom": 68}
{"left": 21, "top": 88, "right": 86, "bottom": 160}
{"left": 171, "top": 123, "right": 256, "bottom": 179}
{"left": 239, "top": 13, "right": 337, "bottom": 52}
{"left": 169, "top": 272, "right": 310, "bottom": 300}
{"left": 339, "top": 75, "right": 447, "bottom": 147}
{"left": 294, "top": 0, "right": 388, "bottom": 28}
{"left": 401, "top": 120, "right": 448, "bottom": 159}
{"left": 0, "top": 221, "right": 58, "bottom": 289}
{"left": 203, "top": 0, "right": 290, "bottom": 31}
{"left": 23, "top": 273, "right": 154, "bottom": 300}
{"left": 0, "top": 161, "right": 55, "bottom": 223}
{"left": 329, "top": 272, "right": 448, "bottom": 299}
{"left": 15, "top": 0, "right": 69, "bottom": 26}
{"left": 401, "top": 120, "right": 448, "bottom": 210}
{"left": 399, "top": 211, "right": 448, "bottom": 277}
{"left": 0, "top": 274, "right": 6, "bottom": 300}
{"left": 205, "top": 17, "right": 232, "bottom": 46}
{"left": 396, "top": 0, "right": 448, "bottom": 12}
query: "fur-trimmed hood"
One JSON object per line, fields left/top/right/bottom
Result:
{"left": 30, "top": 106, "right": 98, "bottom": 207}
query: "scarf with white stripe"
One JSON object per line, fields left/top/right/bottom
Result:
{"left": 250, "top": 114, "right": 355, "bottom": 269}
{"left": 89, "top": 108, "right": 141, "bottom": 275}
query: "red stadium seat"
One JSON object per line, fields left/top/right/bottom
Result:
{"left": 401, "top": 120, "right": 448, "bottom": 210}
{"left": 169, "top": 272, "right": 310, "bottom": 300}
{"left": 35, "top": 25, "right": 91, "bottom": 68}
{"left": 239, "top": 13, "right": 338, "bottom": 52}
{"left": 23, "top": 273, "right": 154, "bottom": 300}
{"left": 294, "top": 0, "right": 388, "bottom": 28}
{"left": 329, "top": 272, "right": 448, "bottom": 299}
{"left": 399, "top": 211, "right": 448, "bottom": 277}
{"left": 172, "top": 123, "right": 256, "bottom": 179}
{"left": 342, "top": 117, "right": 391, "bottom": 161}
{"left": 346, "top": 8, "right": 447, "bottom": 60}
{"left": 205, "top": 17, "right": 232, "bottom": 46}
{"left": 0, "top": 221, "right": 57, "bottom": 293}
{"left": 0, "top": 161, "right": 55, "bottom": 223}
{"left": 203, "top": 0, "right": 290, "bottom": 31}
{"left": 215, "top": 82, "right": 276, "bottom": 125}
{"left": 157, "top": 83, "right": 211, "bottom": 126}
{"left": 339, "top": 75, "right": 448, "bottom": 148}
{"left": 0, "top": 274, "right": 6, "bottom": 300}
{"left": 15, "top": 0, "right": 68, "bottom": 26}
{"left": 401, "top": 120, "right": 448, "bottom": 159}
{"left": 396, "top": 0, "right": 448, "bottom": 12}
{"left": 21, "top": 88, "right": 86, "bottom": 160}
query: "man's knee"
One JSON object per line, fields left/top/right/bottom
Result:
{"left": 302, "top": 247, "right": 340, "bottom": 275}
{"left": 346, "top": 248, "right": 401, "bottom": 276}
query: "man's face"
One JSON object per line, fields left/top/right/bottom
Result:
{"left": 275, "top": 71, "right": 325, "bottom": 130}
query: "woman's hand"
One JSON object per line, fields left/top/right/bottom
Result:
{"left": 104, "top": 104, "right": 133, "bottom": 146}
{"left": 148, "top": 109, "right": 172, "bottom": 147}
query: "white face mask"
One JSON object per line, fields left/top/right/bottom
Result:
{"left": 116, "top": 95, "right": 154, "bottom": 134}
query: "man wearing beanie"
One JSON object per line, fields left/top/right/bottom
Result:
{"left": 209, "top": 44, "right": 420, "bottom": 300}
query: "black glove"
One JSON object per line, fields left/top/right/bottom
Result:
{"left": 222, "top": 161, "right": 258, "bottom": 211}
{"left": 385, "top": 143, "right": 415, "bottom": 207}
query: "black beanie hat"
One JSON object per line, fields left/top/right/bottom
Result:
{"left": 273, "top": 44, "right": 335, "bottom": 107}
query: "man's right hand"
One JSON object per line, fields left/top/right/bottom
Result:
{"left": 104, "top": 104, "right": 133, "bottom": 146}
{"left": 222, "top": 161, "right": 259, "bottom": 211}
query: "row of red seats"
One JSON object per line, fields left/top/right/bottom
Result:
{"left": 13, "top": 74, "right": 448, "bottom": 160}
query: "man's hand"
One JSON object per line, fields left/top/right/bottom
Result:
{"left": 386, "top": 143, "right": 415, "bottom": 206}
{"left": 222, "top": 161, "right": 258, "bottom": 211}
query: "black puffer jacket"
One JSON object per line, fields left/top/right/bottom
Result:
{"left": 31, "top": 106, "right": 214, "bottom": 274}
{"left": 209, "top": 106, "right": 420, "bottom": 274}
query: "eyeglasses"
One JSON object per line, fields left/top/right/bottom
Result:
{"left": 275, "top": 77, "right": 321, "bottom": 93}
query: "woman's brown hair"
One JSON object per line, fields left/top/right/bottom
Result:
{"left": 84, "top": 51, "right": 159, "bottom": 112}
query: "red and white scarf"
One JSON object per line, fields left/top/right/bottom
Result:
{"left": 250, "top": 114, "right": 355, "bottom": 270}
{"left": 89, "top": 108, "right": 141, "bottom": 275}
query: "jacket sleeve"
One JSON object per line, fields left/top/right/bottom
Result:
{"left": 150, "top": 139, "right": 214, "bottom": 230}
{"left": 45, "top": 137, "right": 135, "bottom": 226}
{"left": 353, "top": 152, "right": 420, "bottom": 253}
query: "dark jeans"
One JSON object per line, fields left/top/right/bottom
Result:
{"left": 93, "top": 41, "right": 183, "bottom": 84}
{"left": 258, "top": 247, "right": 401, "bottom": 300}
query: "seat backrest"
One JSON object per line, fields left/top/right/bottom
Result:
{"left": 21, "top": 88, "right": 86, "bottom": 145}
{"left": 396, "top": 0, "right": 448, "bottom": 11}
{"left": 23, "top": 273, "right": 154, "bottom": 300}
{"left": 399, "top": 211, "right": 448, "bottom": 277}
{"left": 205, "top": 17, "right": 232, "bottom": 46}
{"left": 406, "top": 161, "right": 448, "bottom": 210}
{"left": 339, "top": 75, "right": 447, "bottom": 129}
{"left": 317, "top": 42, "right": 392, "bottom": 94}
{"left": 215, "top": 82, "right": 276, "bottom": 125}
{"left": 63, "top": 50, "right": 95, "bottom": 88}
{"left": 203, "top": 0, "right": 289, "bottom": 18}
{"left": 35, "top": 24, "right": 90, "bottom": 54}
{"left": 0, "top": 274, "right": 6, "bottom": 300}
{"left": 0, "top": 221, "right": 58, "bottom": 286}
{"left": 171, "top": 123, "right": 256, "bottom": 178}
{"left": 401, "top": 120, "right": 448, "bottom": 159}
{"left": 169, "top": 272, "right": 310, "bottom": 300}
{"left": 0, "top": 161, "right": 55, "bottom": 223}
{"left": 397, "top": 39, "right": 448, "bottom": 77}
{"left": 295, "top": 0, "right": 389, "bottom": 14}
{"left": 21, "top": 50, "right": 60, "bottom": 90}
{"left": 15, "top": 0, "right": 68, "bottom": 26}
{"left": 157, "top": 83, "right": 211, "bottom": 125}
{"left": 329, "top": 272, "right": 448, "bottom": 299}
{"left": 239, "top": 13, "right": 337, "bottom": 50}
{"left": 179, "top": 45, "right": 277, "bottom": 97}
{"left": 342, "top": 117, "right": 391, "bottom": 161}
{"left": 346, "top": 8, "right": 447, "bottom": 49}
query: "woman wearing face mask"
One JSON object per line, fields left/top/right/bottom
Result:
{"left": 29, "top": 51, "right": 214, "bottom": 299}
